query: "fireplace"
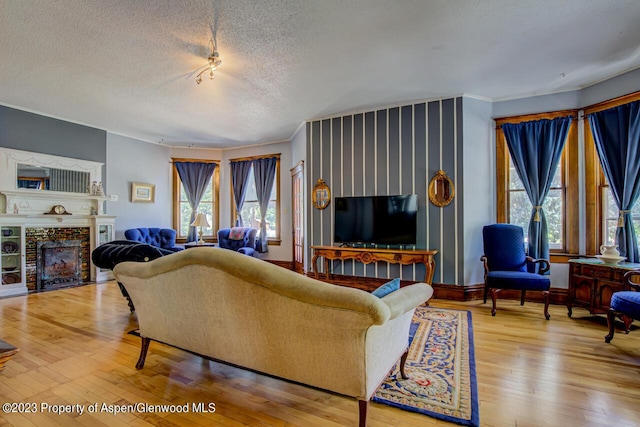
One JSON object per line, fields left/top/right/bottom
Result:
{"left": 36, "top": 240, "right": 83, "bottom": 289}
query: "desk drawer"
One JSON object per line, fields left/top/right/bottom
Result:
{"left": 579, "top": 265, "right": 612, "bottom": 280}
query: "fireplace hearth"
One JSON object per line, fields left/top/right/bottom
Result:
{"left": 36, "top": 240, "right": 82, "bottom": 289}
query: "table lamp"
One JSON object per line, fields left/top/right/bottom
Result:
{"left": 190, "top": 213, "right": 210, "bottom": 245}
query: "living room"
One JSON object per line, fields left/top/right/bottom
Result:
{"left": 2, "top": 1, "right": 640, "bottom": 426}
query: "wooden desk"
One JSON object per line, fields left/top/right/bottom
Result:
{"left": 311, "top": 246, "right": 437, "bottom": 284}
{"left": 568, "top": 258, "right": 640, "bottom": 323}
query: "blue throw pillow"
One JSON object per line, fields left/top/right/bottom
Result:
{"left": 371, "top": 278, "right": 400, "bottom": 298}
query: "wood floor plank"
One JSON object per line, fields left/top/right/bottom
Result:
{"left": 0, "top": 282, "right": 639, "bottom": 426}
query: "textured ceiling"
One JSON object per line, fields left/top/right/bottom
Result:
{"left": 1, "top": 0, "right": 640, "bottom": 148}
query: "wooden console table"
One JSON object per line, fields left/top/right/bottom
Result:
{"left": 568, "top": 259, "right": 640, "bottom": 322}
{"left": 311, "top": 246, "right": 437, "bottom": 284}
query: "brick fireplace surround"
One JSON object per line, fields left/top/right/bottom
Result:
{"left": 26, "top": 227, "right": 91, "bottom": 290}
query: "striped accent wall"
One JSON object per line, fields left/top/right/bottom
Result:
{"left": 307, "top": 97, "right": 464, "bottom": 285}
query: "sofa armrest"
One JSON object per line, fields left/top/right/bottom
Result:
{"left": 380, "top": 283, "right": 433, "bottom": 319}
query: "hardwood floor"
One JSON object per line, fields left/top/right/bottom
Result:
{"left": 0, "top": 282, "right": 639, "bottom": 426}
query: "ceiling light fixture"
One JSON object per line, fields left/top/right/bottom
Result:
{"left": 196, "top": 37, "right": 222, "bottom": 85}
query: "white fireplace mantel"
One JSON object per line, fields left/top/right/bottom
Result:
{"left": 0, "top": 147, "right": 116, "bottom": 216}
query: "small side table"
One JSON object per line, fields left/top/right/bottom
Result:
{"left": 184, "top": 243, "right": 217, "bottom": 249}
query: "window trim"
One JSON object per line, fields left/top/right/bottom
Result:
{"left": 229, "top": 153, "right": 282, "bottom": 245}
{"left": 495, "top": 110, "right": 579, "bottom": 259}
{"left": 172, "top": 158, "right": 220, "bottom": 244}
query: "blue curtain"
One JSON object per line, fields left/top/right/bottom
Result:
{"left": 175, "top": 162, "right": 217, "bottom": 242}
{"left": 588, "top": 100, "right": 640, "bottom": 263}
{"left": 502, "top": 116, "right": 572, "bottom": 264}
{"left": 252, "top": 157, "right": 278, "bottom": 253}
{"left": 230, "top": 160, "right": 252, "bottom": 226}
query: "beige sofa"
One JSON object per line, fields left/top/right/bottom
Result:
{"left": 113, "top": 247, "right": 433, "bottom": 426}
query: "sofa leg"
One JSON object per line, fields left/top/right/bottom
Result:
{"left": 483, "top": 284, "right": 489, "bottom": 304}
{"left": 605, "top": 309, "right": 617, "bottom": 343}
{"left": 520, "top": 290, "right": 526, "bottom": 306}
{"left": 136, "top": 337, "right": 151, "bottom": 369}
{"left": 358, "top": 400, "right": 368, "bottom": 427}
{"left": 399, "top": 349, "right": 409, "bottom": 380}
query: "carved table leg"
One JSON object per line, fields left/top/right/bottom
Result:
{"left": 312, "top": 254, "right": 319, "bottom": 279}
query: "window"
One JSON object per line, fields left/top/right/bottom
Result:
{"left": 230, "top": 155, "right": 281, "bottom": 244}
{"left": 172, "top": 159, "right": 220, "bottom": 242}
{"left": 601, "top": 186, "right": 640, "bottom": 246}
{"left": 495, "top": 111, "right": 578, "bottom": 257}
{"left": 508, "top": 160, "right": 564, "bottom": 249}
{"left": 585, "top": 91, "right": 640, "bottom": 255}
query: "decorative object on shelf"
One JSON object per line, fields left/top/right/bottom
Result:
{"left": 428, "top": 170, "right": 455, "bottom": 207}
{"left": 2, "top": 229, "right": 13, "bottom": 237}
{"left": 12, "top": 203, "right": 18, "bottom": 214}
{"left": 312, "top": 179, "right": 331, "bottom": 210}
{"left": 90, "top": 207, "right": 98, "bottom": 216}
{"left": 89, "top": 181, "right": 105, "bottom": 196}
{"left": 45, "top": 205, "right": 71, "bottom": 215}
{"left": 131, "top": 182, "right": 155, "bottom": 203}
{"left": 1, "top": 273, "right": 20, "bottom": 284}
{"left": 190, "top": 213, "right": 211, "bottom": 245}
{"left": 1, "top": 241, "right": 19, "bottom": 254}
{"left": 196, "top": 36, "right": 222, "bottom": 84}
{"left": 596, "top": 244, "right": 625, "bottom": 264}
{"left": 2, "top": 267, "right": 17, "bottom": 272}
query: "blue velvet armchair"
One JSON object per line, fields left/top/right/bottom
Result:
{"left": 217, "top": 227, "right": 258, "bottom": 257}
{"left": 481, "top": 224, "right": 551, "bottom": 319}
{"left": 124, "top": 228, "right": 184, "bottom": 252}
{"left": 605, "top": 270, "right": 640, "bottom": 343}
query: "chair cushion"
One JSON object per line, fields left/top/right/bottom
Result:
{"left": 372, "top": 278, "right": 401, "bottom": 298}
{"left": 610, "top": 291, "right": 640, "bottom": 320}
{"left": 486, "top": 271, "right": 550, "bottom": 291}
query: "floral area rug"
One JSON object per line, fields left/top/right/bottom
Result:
{"left": 373, "top": 306, "right": 479, "bottom": 426}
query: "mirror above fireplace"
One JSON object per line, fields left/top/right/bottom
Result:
{"left": 0, "top": 147, "right": 108, "bottom": 215}
{"left": 17, "top": 164, "right": 90, "bottom": 194}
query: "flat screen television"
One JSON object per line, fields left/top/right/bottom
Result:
{"left": 334, "top": 195, "right": 418, "bottom": 246}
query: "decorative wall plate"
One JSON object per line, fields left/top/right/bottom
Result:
{"left": 2, "top": 273, "right": 20, "bottom": 284}
{"left": 1, "top": 241, "right": 18, "bottom": 254}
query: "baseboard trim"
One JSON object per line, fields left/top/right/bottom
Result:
{"left": 431, "top": 282, "right": 569, "bottom": 304}
{"left": 265, "top": 260, "right": 294, "bottom": 270}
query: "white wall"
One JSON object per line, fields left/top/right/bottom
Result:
{"left": 462, "top": 97, "right": 494, "bottom": 285}
{"left": 106, "top": 133, "right": 172, "bottom": 239}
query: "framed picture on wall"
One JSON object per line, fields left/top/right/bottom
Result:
{"left": 131, "top": 182, "right": 155, "bottom": 203}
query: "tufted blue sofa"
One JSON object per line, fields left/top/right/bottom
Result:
{"left": 124, "top": 228, "right": 184, "bottom": 252}
{"left": 217, "top": 227, "right": 258, "bottom": 257}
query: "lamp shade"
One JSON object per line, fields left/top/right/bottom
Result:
{"left": 191, "top": 213, "right": 210, "bottom": 228}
